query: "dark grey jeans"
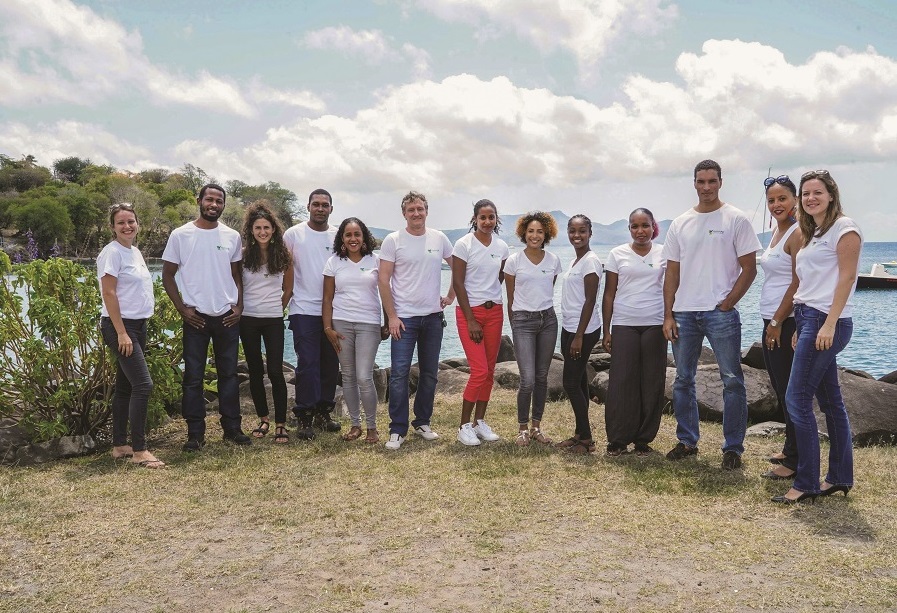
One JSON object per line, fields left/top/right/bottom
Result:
{"left": 510, "top": 308, "right": 558, "bottom": 424}
{"left": 101, "top": 317, "right": 154, "bottom": 451}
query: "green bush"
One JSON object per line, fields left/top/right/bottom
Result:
{"left": 0, "top": 252, "right": 183, "bottom": 442}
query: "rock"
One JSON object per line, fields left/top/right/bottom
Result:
{"left": 373, "top": 367, "right": 389, "bottom": 402}
{"left": 592, "top": 371, "right": 610, "bottom": 403}
{"left": 440, "top": 357, "right": 469, "bottom": 369}
{"left": 545, "top": 358, "right": 568, "bottom": 401}
{"left": 0, "top": 418, "right": 29, "bottom": 463}
{"left": 842, "top": 367, "right": 874, "bottom": 380}
{"left": 434, "top": 369, "right": 471, "bottom": 395}
{"left": 492, "top": 361, "right": 521, "bottom": 390}
{"left": 812, "top": 372, "right": 897, "bottom": 446}
{"left": 879, "top": 369, "right": 897, "bottom": 385}
{"left": 666, "top": 346, "right": 718, "bottom": 367}
{"left": 741, "top": 343, "right": 766, "bottom": 370}
{"left": 662, "top": 364, "right": 780, "bottom": 423}
{"left": 588, "top": 352, "right": 611, "bottom": 372}
{"left": 12, "top": 435, "right": 96, "bottom": 466}
{"left": 496, "top": 335, "right": 516, "bottom": 363}
{"left": 746, "top": 421, "right": 787, "bottom": 437}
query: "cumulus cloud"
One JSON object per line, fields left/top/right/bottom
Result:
{"left": 301, "top": 25, "right": 431, "bottom": 77}
{"left": 173, "top": 40, "right": 897, "bottom": 196}
{"left": 412, "top": 0, "right": 679, "bottom": 76}
{"left": 0, "top": 0, "right": 323, "bottom": 116}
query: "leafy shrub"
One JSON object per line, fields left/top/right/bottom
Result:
{"left": 0, "top": 252, "right": 182, "bottom": 442}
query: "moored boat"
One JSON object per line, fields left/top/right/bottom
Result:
{"left": 857, "top": 262, "right": 897, "bottom": 289}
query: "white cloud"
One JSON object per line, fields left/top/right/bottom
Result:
{"left": 301, "top": 25, "right": 432, "bottom": 77}
{"left": 0, "top": 0, "right": 324, "bottom": 116}
{"left": 413, "top": 0, "right": 679, "bottom": 76}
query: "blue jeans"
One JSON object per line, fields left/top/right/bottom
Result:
{"left": 388, "top": 312, "right": 444, "bottom": 436}
{"left": 671, "top": 307, "right": 747, "bottom": 454}
{"left": 510, "top": 308, "right": 558, "bottom": 424}
{"left": 182, "top": 312, "right": 241, "bottom": 439}
{"left": 785, "top": 304, "right": 853, "bottom": 494}
{"left": 289, "top": 314, "right": 339, "bottom": 417}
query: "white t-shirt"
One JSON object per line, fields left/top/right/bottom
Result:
{"left": 379, "top": 227, "right": 453, "bottom": 318}
{"left": 283, "top": 222, "right": 338, "bottom": 316}
{"left": 605, "top": 243, "right": 665, "bottom": 326}
{"left": 97, "top": 241, "right": 154, "bottom": 319}
{"left": 452, "top": 233, "right": 509, "bottom": 306}
{"left": 759, "top": 224, "right": 799, "bottom": 320}
{"left": 561, "top": 251, "right": 603, "bottom": 334}
{"left": 794, "top": 216, "right": 863, "bottom": 318}
{"left": 662, "top": 203, "right": 762, "bottom": 311}
{"left": 323, "top": 253, "right": 382, "bottom": 325}
{"left": 242, "top": 265, "right": 285, "bottom": 318}
{"left": 504, "top": 250, "right": 561, "bottom": 312}
{"left": 161, "top": 222, "right": 241, "bottom": 316}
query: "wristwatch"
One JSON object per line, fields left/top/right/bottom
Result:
{"left": 769, "top": 319, "right": 779, "bottom": 328}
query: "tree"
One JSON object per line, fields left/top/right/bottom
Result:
{"left": 239, "top": 181, "right": 300, "bottom": 227}
{"left": 53, "top": 157, "right": 92, "bottom": 184}
{"left": 11, "top": 197, "right": 74, "bottom": 254}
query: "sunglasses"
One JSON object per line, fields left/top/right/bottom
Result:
{"left": 763, "top": 175, "right": 791, "bottom": 188}
{"left": 801, "top": 169, "right": 830, "bottom": 180}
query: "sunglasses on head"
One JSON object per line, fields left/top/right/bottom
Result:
{"left": 801, "top": 169, "right": 830, "bottom": 180}
{"left": 763, "top": 175, "right": 791, "bottom": 188}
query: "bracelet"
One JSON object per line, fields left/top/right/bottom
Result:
{"left": 324, "top": 327, "right": 333, "bottom": 332}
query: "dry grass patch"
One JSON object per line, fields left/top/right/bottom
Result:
{"left": 1, "top": 388, "right": 896, "bottom": 612}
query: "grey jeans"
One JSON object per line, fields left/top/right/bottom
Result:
{"left": 333, "top": 320, "right": 381, "bottom": 428}
{"left": 510, "top": 308, "right": 558, "bottom": 424}
{"left": 100, "top": 317, "right": 154, "bottom": 451}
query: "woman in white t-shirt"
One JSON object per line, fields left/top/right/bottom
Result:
{"left": 505, "top": 212, "right": 562, "bottom": 446}
{"left": 97, "top": 203, "right": 163, "bottom": 468}
{"left": 556, "top": 214, "right": 603, "bottom": 454}
{"left": 600, "top": 208, "right": 666, "bottom": 456}
{"left": 772, "top": 170, "right": 862, "bottom": 504}
{"left": 239, "top": 203, "right": 294, "bottom": 444}
{"left": 323, "top": 217, "right": 387, "bottom": 444}
{"left": 758, "top": 176, "right": 803, "bottom": 480}
{"left": 453, "top": 199, "right": 510, "bottom": 446}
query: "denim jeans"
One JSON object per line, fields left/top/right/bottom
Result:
{"left": 239, "top": 316, "right": 288, "bottom": 424}
{"left": 333, "top": 319, "right": 381, "bottom": 428}
{"left": 510, "top": 308, "right": 558, "bottom": 424}
{"left": 671, "top": 307, "right": 747, "bottom": 454}
{"left": 101, "top": 317, "right": 153, "bottom": 451}
{"left": 785, "top": 304, "right": 853, "bottom": 494}
{"left": 388, "top": 312, "right": 444, "bottom": 436}
{"left": 182, "top": 312, "right": 241, "bottom": 439}
{"left": 288, "top": 314, "right": 339, "bottom": 417}
{"left": 761, "top": 317, "right": 798, "bottom": 470}
{"left": 561, "top": 328, "right": 601, "bottom": 440}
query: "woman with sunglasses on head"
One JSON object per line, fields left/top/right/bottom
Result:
{"left": 601, "top": 208, "right": 666, "bottom": 456}
{"left": 504, "top": 211, "right": 562, "bottom": 446}
{"left": 771, "top": 170, "right": 862, "bottom": 504}
{"left": 98, "top": 203, "right": 164, "bottom": 468}
{"left": 453, "top": 199, "right": 509, "bottom": 446}
{"left": 323, "top": 217, "right": 386, "bottom": 444}
{"left": 759, "top": 176, "right": 803, "bottom": 480}
{"left": 556, "top": 214, "right": 603, "bottom": 454}
{"left": 240, "top": 202, "right": 294, "bottom": 444}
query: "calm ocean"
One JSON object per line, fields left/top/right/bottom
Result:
{"left": 280, "top": 241, "right": 897, "bottom": 379}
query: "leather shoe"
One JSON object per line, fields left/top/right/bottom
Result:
{"left": 761, "top": 468, "right": 795, "bottom": 480}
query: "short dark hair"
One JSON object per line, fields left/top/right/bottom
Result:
{"left": 693, "top": 159, "right": 722, "bottom": 180}
{"left": 199, "top": 183, "right": 227, "bottom": 202}
{"left": 568, "top": 213, "right": 592, "bottom": 233}
{"left": 629, "top": 207, "right": 660, "bottom": 239}
{"left": 308, "top": 188, "right": 332, "bottom": 206}
{"left": 333, "top": 217, "right": 377, "bottom": 259}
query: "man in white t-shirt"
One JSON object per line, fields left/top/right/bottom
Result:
{"left": 661, "top": 160, "right": 762, "bottom": 469}
{"left": 283, "top": 188, "right": 340, "bottom": 440}
{"left": 162, "top": 183, "right": 248, "bottom": 451}
{"left": 378, "top": 191, "right": 455, "bottom": 450}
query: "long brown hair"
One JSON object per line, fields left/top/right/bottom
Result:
{"left": 798, "top": 170, "right": 843, "bottom": 247}
{"left": 241, "top": 202, "right": 291, "bottom": 273}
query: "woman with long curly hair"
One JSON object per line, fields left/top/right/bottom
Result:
{"left": 240, "top": 202, "right": 293, "bottom": 443}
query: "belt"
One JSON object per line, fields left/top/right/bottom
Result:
{"left": 482, "top": 301, "right": 495, "bottom": 309}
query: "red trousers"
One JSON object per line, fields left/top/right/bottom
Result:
{"left": 456, "top": 304, "right": 504, "bottom": 403}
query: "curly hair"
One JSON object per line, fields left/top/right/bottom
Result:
{"left": 469, "top": 199, "right": 501, "bottom": 234}
{"left": 241, "top": 202, "right": 291, "bottom": 274}
{"left": 798, "top": 170, "right": 843, "bottom": 247}
{"left": 515, "top": 211, "right": 558, "bottom": 247}
{"left": 333, "top": 217, "right": 377, "bottom": 259}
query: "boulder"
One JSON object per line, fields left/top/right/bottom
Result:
{"left": 741, "top": 343, "right": 766, "bottom": 370}
{"left": 11, "top": 435, "right": 96, "bottom": 466}
{"left": 492, "top": 361, "right": 520, "bottom": 390}
{"left": 666, "top": 346, "right": 718, "bottom": 367}
{"left": 842, "top": 367, "right": 874, "bottom": 380}
{"left": 434, "top": 369, "right": 471, "bottom": 395}
{"left": 660, "top": 364, "right": 780, "bottom": 423}
{"left": 496, "top": 335, "right": 516, "bottom": 363}
{"left": 814, "top": 372, "right": 897, "bottom": 446}
{"left": 373, "top": 367, "right": 389, "bottom": 402}
{"left": 440, "top": 358, "right": 469, "bottom": 370}
{"left": 0, "top": 418, "right": 29, "bottom": 464}
{"left": 879, "top": 369, "right": 897, "bottom": 385}
{"left": 588, "top": 352, "right": 611, "bottom": 372}
{"left": 746, "top": 421, "right": 787, "bottom": 437}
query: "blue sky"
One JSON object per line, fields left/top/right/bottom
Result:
{"left": 2, "top": 0, "right": 896, "bottom": 239}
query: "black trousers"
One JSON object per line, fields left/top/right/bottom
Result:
{"left": 561, "top": 328, "right": 601, "bottom": 440}
{"left": 761, "top": 317, "right": 798, "bottom": 470}
{"left": 239, "top": 316, "right": 288, "bottom": 424}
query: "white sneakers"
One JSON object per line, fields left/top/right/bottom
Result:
{"left": 457, "top": 423, "right": 481, "bottom": 446}
{"left": 384, "top": 433, "right": 405, "bottom": 450}
{"left": 473, "top": 419, "right": 500, "bottom": 442}
{"left": 413, "top": 425, "right": 439, "bottom": 441}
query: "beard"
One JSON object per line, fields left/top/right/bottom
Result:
{"left": 199, "top": 206, "right": 221, "bottom": 222}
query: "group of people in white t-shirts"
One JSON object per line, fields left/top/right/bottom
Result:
{"left": 98, "top": 160, "right": 864, "bottom": 504}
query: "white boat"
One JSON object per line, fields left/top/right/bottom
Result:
{"left": 857, "top": 262, "right": 897, "bottom": 289}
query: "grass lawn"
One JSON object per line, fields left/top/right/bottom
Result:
{"left": 1, "top": 389, "right": 895, "bottom": 612}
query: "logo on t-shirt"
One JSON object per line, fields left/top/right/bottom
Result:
{"left": 540, "top": 268, "right": 552, "bottom": 274}
{"left": 216, "top": 245, "right": 225, "bottom": 250}
{"left": 707, "top": 230, "right": 724, "bottom": 236}
{"left": 811, "top": 239, "right": 829, "bottom": 248}
{"left": 489, "top": 253, "right": 500, "bottom": 259}
{"left": 427, "top": 248, "right": 440, "bottom": 254}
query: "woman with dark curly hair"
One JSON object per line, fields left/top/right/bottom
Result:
{"left": 240, "top": 202, "right": 293, "bottom": 444}
{"left": 323, "top": 217, "right": 386, "bottom": 444}
{"left": 453, "top": 199, "right": 509, "bottom": 446}
{"left": 504, "top": 211, "right": 561, "bottom": 446}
